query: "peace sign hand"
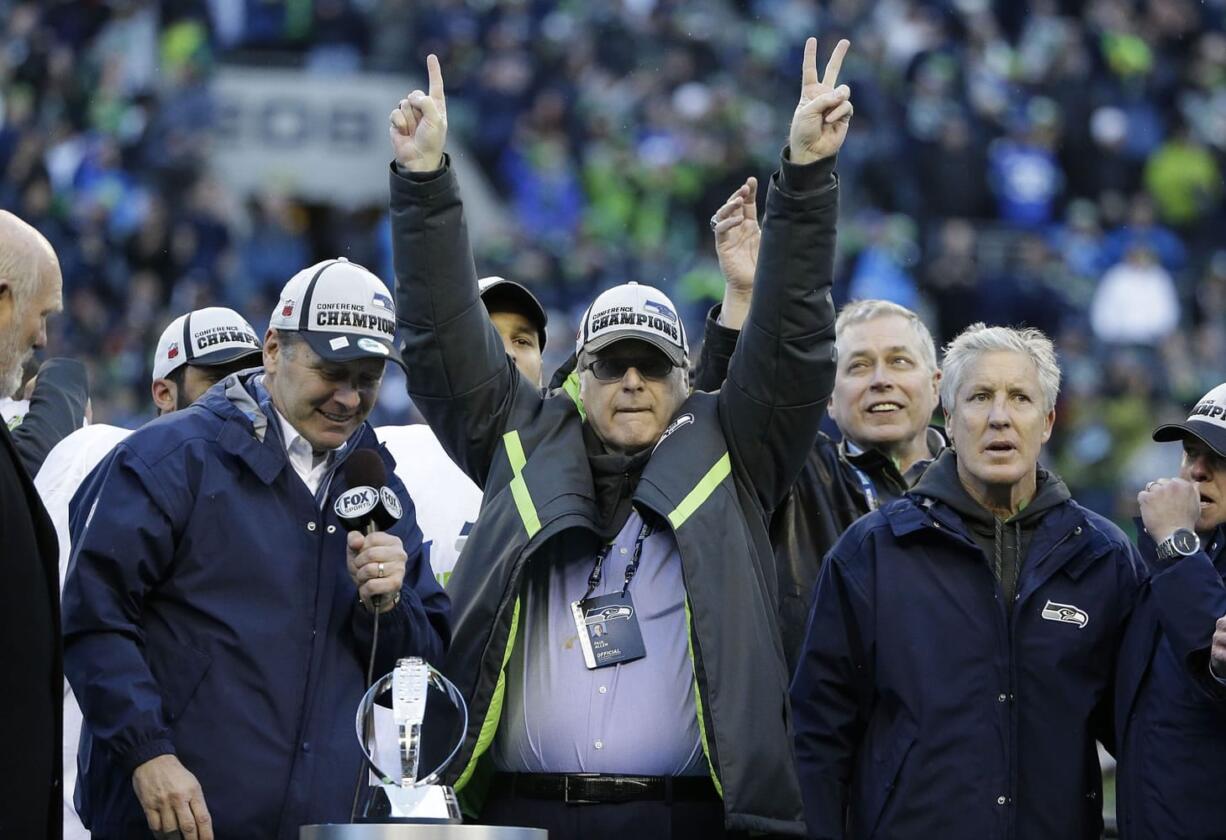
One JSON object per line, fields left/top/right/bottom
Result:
{"left": 390, "top": 54, "right": 448, "bottom": 173}
{"left": 789, "top": 38, "right": 853, "bottom": 165}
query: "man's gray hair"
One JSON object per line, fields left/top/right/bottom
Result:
{"left": 939, "top": 323, "right": 1062, "bottom": 413}
{"left": 835, "top": 299, "right": 938, "bottom": 372}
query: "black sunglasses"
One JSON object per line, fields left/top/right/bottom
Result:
{"left": 586, "top": 355, "right": 676, "bottom": 381}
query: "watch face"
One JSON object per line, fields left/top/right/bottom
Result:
{"left": 1173, "top": 529, "right": 1200, "bottom": 555}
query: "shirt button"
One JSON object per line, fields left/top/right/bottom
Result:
{"left": 594, "top": 740, "right": 604, "bottom": 750}
{"left": 620, "top": 548, "right": 628, "bottom": 555}
{"left": 302, "top": 742, "right": 311, "bottom": 753}
{"left": 997, "top": 796, "right": 1007, "bottom": 805}
{"left": 307, "top": 522, "right": 317, "bottom": 532}
{"left": 598, "top": 686, "right": 608, "bottom": 694}
{"left": 327, "top": 525, "right": 337, "bottom": 534}
{"left": 997, "top": 693, "right": 1007, "bottom": 703}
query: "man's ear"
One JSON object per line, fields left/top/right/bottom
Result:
{"left": 262, "top": 328, "right": 280, "bottom": 373}
{"left": 0, "top": 279, "right": 13, "bottom": 327}
{"left": 151, "top": 378, "right": 177, "bottom": 415}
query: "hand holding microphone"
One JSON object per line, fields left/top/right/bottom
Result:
{"left": 337, "top": 450, "right": 407, "bottom": 614}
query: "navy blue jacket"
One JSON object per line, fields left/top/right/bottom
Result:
{"left": 1116, "top": 523, "right": 1226, "bottom": 839}
{"left": 790, "top": 487, "right": 1145, "bottom": 839}
{"left": 62, "top": 371, "right": 450, "bottom": 839}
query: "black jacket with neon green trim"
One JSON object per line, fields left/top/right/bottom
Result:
{"left": 389, "top": 149, "right": 839, "bottom": 837}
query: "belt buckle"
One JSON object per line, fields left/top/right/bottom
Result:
{"left": 563, "top": 773, "right": 601, "bottom": 805}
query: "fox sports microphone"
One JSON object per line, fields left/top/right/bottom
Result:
{"left": 335, "top": 450, "right": 404, "bottom": 606}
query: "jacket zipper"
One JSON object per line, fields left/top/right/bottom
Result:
{"left": 1004, "top": 525, "right": 1078, "bottom": 840}
{"left": 929, "top": 511, "right": 1080, "bottom": 839}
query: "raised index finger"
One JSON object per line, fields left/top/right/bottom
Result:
{"left": 822, "top": 39, "right": 851, "bottom": 89}
{"left": 427, "top": 54, "right": 445, "bottom": 108}
{"left": 801, "top": 37, "right": 818, "bottom": 93}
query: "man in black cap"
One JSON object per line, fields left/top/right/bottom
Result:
{"left": 378, "top": 275, "right": 549, "bottom": 588}
{"left": 1117, "top": 382, "right": 1226, "bottom": 838}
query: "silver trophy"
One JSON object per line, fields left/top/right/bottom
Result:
{"left": 354, "top": 657, "right": 466, "bottom": 823}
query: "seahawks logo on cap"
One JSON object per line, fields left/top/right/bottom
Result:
{"left": 357, "top": 337, "right": 390, "bottom": 355}
{"left": 371, "top": 291, "right": 394, "bottom": 312}
{"left": 644, "top": 299, "right": 677, "bottom": 322}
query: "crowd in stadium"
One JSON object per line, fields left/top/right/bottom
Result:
{"left": 1, "top": 0, "right": 1224, "bottom": 527}
{"left": 3, "top": 3, "right": 1226, "bottom": 839}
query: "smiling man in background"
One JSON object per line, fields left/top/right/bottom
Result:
{"left": 695, "top": 197, "right": 944, "bottom": 664}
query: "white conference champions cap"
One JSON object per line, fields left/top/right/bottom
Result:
{"left": 1153, "top": 382, "right": 1226, "bottom": 457}
{"left": 270, "top": 258, "right": 405, "bottom": 370}
{"left": 152, "top": 307, "right": 263, "bottom": 382}
{"left": 576, "top": 281, "right": 689, "bottom": 367}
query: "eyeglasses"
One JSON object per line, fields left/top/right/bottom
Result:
{"left": 586, "top": 355, "right": 676, "bottom": 381}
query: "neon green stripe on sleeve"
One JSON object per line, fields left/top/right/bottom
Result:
{"left": 668, "top": 453, "right": 731, "bottom": 529}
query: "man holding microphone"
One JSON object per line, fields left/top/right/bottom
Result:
{"left": 63, "top": 259, "right": 450, "bottom": 839}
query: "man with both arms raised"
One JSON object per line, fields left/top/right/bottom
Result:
{"left": 388, "top": 38, "right": 852, "bottom": 837}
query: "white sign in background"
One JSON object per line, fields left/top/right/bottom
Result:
{"left": 209, "top": 65, "right": 505, "bottom": 238}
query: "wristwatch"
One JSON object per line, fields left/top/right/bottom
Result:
{"left": 1155, "top": 528, "right": 1201, "bottom": 562}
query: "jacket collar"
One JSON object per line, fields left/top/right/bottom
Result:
{"left": 198, "top": 369, "right": 371, "bottom": 488}
{"left": 841, "top": 426, "right": 946, "bottom": 476}
{"left": 889, "top": 492, "right": 1114, "bottom": 603}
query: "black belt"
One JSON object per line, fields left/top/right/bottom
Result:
{"left": 490, "top": 772, "right": 720, "bottom": 805}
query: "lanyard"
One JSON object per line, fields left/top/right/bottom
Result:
{"left": 583, "top": 518, "right": 654, "bottom": 599}
{"left": 849, "top": 465, "right": 879, "bottom": 512}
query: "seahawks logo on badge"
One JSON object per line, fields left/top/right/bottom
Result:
{"left": 584, "top": 605, "right": 633, "bottom": 625}
{"left": 1041, "top": 600, "right": 1089, "bottom": 629}
{"left": 357, "top": 337, "right": 390, "bottom": 355}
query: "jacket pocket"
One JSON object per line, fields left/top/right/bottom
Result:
{"left": 149, "top": 641, "right": 213, "bottom": 724}
{"left": 862, "top": 725, "right": 918, "bottom": 839}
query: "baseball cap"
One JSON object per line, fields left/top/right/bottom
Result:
{"left": 269, "top": 258, "right": 404, "bottom": 369}
{"left": 479, "top": 276, "right": 548, "bottom": 351}
{"left": 576, "top": 282, "right": 688, "bottom": 367}
{"left": 1153, "top": 382, "right": 1226, "bottom": 457}
{"left": 152, "top": 307, "right": 263, "bottom": 382}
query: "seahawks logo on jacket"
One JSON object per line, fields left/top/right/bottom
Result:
{"left": 654, "top": 412, "right": 694, "bottom": 452}
{"left": 1041, "top": 600, "right": 1089, "bottom": 629}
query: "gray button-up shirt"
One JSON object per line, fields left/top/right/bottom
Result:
{"left": 490, "top": 510, "right": 705, "bottom": 775}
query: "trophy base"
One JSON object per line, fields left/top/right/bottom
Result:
{"left": 359, "top": 784, "right": 462, "bottom": 823}
{"left": 302, "top": 826, "right": 547, "bottom": 839}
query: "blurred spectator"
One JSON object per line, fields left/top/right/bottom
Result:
{"left": 1101, "top": 193, "right": 1186, "bottom": 274}
{"left": 987, "top": 100, "right": 1065, "bottom": 227}
{"left": 1144, "top": 122, "right": 1222, "bottom": 228}
{"left": 1090, "top": 246, "right": 1180, "bottom": 346}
